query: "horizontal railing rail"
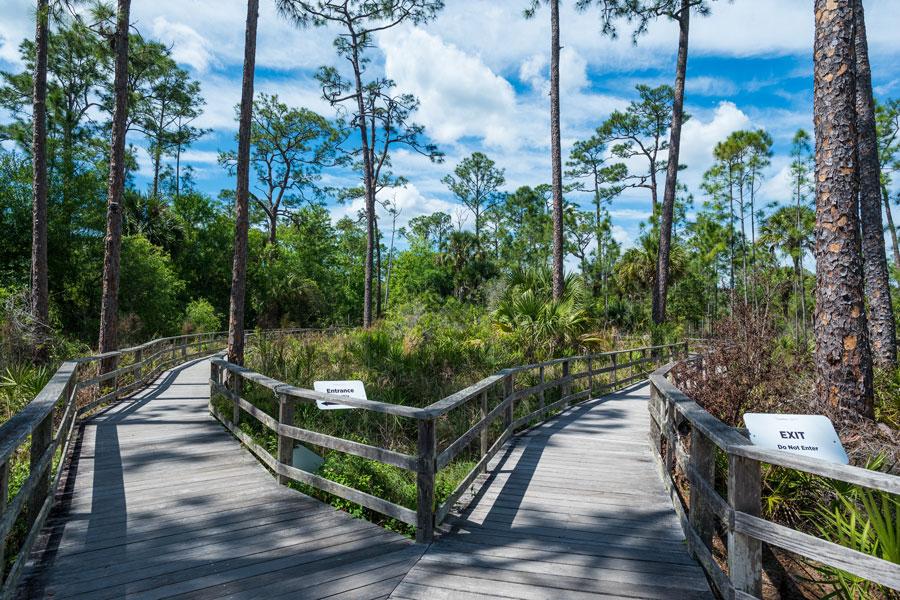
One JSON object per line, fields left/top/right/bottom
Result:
{"left": 648, "top": 362, "right": 900, "bottom": 600}
{"left": 0, "top": 327, "right": 310, "bottom": 599}
{"left": 210, "top": 340, "right": 689, "bottom": 543}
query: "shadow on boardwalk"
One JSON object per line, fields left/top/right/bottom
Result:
{"left": 389, "top": 383, "right": 714, "bottom": 600}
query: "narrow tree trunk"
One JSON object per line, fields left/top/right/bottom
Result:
{"left": 653, "top": 0, "right": 690, "bottom": 325}
{"left": 750, "top": 183, "right": 759, "bottom": 310}
{"left": 226, "top": 0, "right": 259, "bottom": 367}
{"left": 268, "top": 211, "right": 277, "bottom": 246}
{"left": 813, "top": 0, "right": 874, "bottom": 419}
{"left": 376, "top": 220, "right": 382, "bottom": 320}
{"left": 175, "top": 140, "right": 182, "bottom": 200}
{"left": 98, "top": 0, "right": 131, "bottom": 374}
{"left": 549, "top": 0, "right": 564, "bottom": 300}
{"left": 384, "top": 219, "right": 397, "bottom": 309}
{"left": 793, "top": 257, "right": 801, "bottom": 350}
{"left": 883, "top": 183, "right": 900, "bottom": 292}
{"left": 855, "top": 0, "right": 897, "bottom": 366}
{"left": 31, "top": 0, "right": 50, "bottom": 365}
{"left": 152, "top": 152, "right": 161, "bottom": 199}
{"left": 739, "top": 188, "right": 748, "bottom": 305}
{"left": 729, "top": 186, "right": 735, "bottom": 313}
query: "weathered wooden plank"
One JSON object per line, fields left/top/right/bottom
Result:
{"left": 734, "top": 511, "right": 900, "bottom": 591}
{"left": 280, "top": 422, "right": 417, "bottom": 472}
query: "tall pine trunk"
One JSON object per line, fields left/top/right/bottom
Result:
{"left": 31, "top": 0, "right": 50, "bottom": 365}
{"left": 98, "top": 0, "right": 131, "bottom": 374}
{"left": 227, "top": 0, "right": 259, "bottom": 366}
{"left": 549, "top": 0, "right": 564, "bottom": 300}
{"left": 813, "top": 0, "right": 874, "bottom": 419}
{"left": 882, "top": 184, "right": 900, "bottom": 299}
{"left": 653, "top": 0, "right": 690, "bottom": 325}
{"left": 855, "top": 0, "right": 897, "bottom": 366}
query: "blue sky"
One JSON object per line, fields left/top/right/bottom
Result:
{"left": 2, "top": 0, "right": 900, "bottom": 261}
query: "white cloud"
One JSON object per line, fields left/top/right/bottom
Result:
{"left": 150, "top": 17, "right": 219, "bottom": 73}
{"left": 611, "top": 225, "right": 632, "bottom": 247}
{"left": 680, "top": 101, "right": 753, "bottom": 177}
{"left": 686, "top": 76, "right": 739, "bottom": 97}
{"left": 378, "top": 26, "right": 528, "bottom": 151}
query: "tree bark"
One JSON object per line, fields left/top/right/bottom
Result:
{"left": 813, "top": 0, "right": 874, "bottom": 419}
{"left": 31, "top": 0, "right": 50, "bottom": 365}
{"left": 98, "top": 0, "right": 131, "bottom": 374}
{"left": 376, "top": 219, "right": 382, "bottom": 320}
{"left": 653, "top": 0, "right": 690, "bottom": 324}
{"left": 227, "top": 0, "right": 259, "bottom": 367}
{"left": 855, "top": 0, "right": 897, "bottom": 367}
{"left": 549, "top": 0, "right": 564, "bottom": 300}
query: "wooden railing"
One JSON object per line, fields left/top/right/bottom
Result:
{"left": 210, "top": 341, "right": 689, "bottom": 544}
{"left": 0, "top": 327, "right": 308, "bottom": 599}
{"left": 648, "top": 362, "right": 900, "bottom": 599}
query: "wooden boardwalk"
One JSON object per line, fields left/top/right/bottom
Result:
{"left": 19, "top": 359, "right": 710, "bottom": 599}
{"left": 20, "top": 359, "right": 423, "bottom": 599}
{"left": 390, "top": 384, "right": 712, "bottom": 599}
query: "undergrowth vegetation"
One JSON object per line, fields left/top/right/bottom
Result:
{"left": 673, "top": 306, "right": 900, "bottom": 599}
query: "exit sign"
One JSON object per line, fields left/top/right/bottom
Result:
{"left": 743, "top": 413, "right": 848, "bottom": 465}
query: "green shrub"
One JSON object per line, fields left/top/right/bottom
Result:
{"left": 183, "top": 298, "right": 222, "bottom": 333}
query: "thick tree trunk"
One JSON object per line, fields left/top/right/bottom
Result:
{"left": 855, "top": 0, "right": 897, "bottom": 367}
{"left": 653, "top": 0, "right": 690, "bottom": 325}
{"left": 226, "top": 0, "right": 259, "bottom": 367}
{"left": 549, "top": 0, "right": 564, "bottom": 300}
{"left": 268, "top": 211, "right": 277, "bottom": 246}
{"left": 813, "top": 0, "right": 874, "bottom": 419}
{"left": 31, "top": 0, "right": 50, "bottom": 365}
{"left": 98, "top": 0, "right": 131, "bottom": 374}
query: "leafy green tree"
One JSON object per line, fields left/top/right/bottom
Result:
{"left": 219, "top": 93, "right": 341, "bottom": 245}
{"left": 118, "top": 234, "right": 184, "bottom": 341}
{"left": 564, "top": 206, "right": 594, "bottom": 276}
{"left": 876, "top": 99, "right": 900, "bottom": 278}
{"left": 565, "top": 134, "right": 626, "bottom": 230}
{"left": 276, "top": 0, "right": 444, "bottom": 328}
{"left": 499, "top": 185, "right": 553, "bottom": 269}
{"left": 789, "top": 129, "right": 813, "bottom": 346}
{"left": 442, "top": 152, "right": 505, "bottom": 246}
{"left": 597, "top": 84, "right": 678, "bottom": 214}
{"left": 408, "top": 212, "right": 452, "bottom": 252}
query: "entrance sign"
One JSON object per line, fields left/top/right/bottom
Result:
{"left": 313, "top": 380, "right": 366, "bottom": 410}
{"left": 743, "top": 413, "right": 848, "bottom": 465}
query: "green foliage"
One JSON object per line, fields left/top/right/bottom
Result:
{"left": 183, "top": 299, "right": 221, "bottom": 334}
{"left": 810, "top": 464, "right": 900, "bottom": 600}
{"left": 874, "top": 365, "right": 900, "bottom": 429}
{"left": 493, "top": 266, "right": 590, "bottom": 360}
{"left": 0, "top": 364, "right": 51, "bottom": 422}
{"left": 117, "top": 235, "right": 184, "bottom": 342}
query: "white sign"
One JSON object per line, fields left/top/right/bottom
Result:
{"left": 743, "top": 413, "right": 848, "bottom": 464}
{"left": 313, "top": 380, "right": 366, "bottom": 410}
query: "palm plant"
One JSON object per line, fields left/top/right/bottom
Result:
{"left": 493, "top": 265, "right": 590, "bottom": 361}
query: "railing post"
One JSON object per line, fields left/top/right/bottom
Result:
{"left": 587, "top": 357, "right": 593, "bottom": 399}
{"left": 27, "top": 409, "right": 54, "bottom": 529}
{"left": 612, "top": 353, "right": 618, "bottom": 388}
{"left": 416, "top": 418, "right": 436, "bottom": 544}
{"left": 135, "top": 347, "right": 144, "bottom": 383}
{"left": 562, "top": 360, "right": 571, "bottom": 407}
{"left": 538, "top": 366, "right": 545, "bottom": 412}
{"left": 277, "top": 393, "right": 295, "bottom": 485}
{"left": 0, "top": 458, "right": 8, "bottom": 569}
{"left": 727, "top": 453, "right": 762, "bottom": 597}
{"left": 684, "top": 340, "right": 689, "bottom": 360}
{"left": 503, "top": 374, "right": 513, "bottom": 430}
{"left": 231, "top": 374, "right": 242, "bottom": 426}
{"left": 181, "top": 337, "right": 187, "bottom": 358}
{"left": 630, "top": 351, "right": 635, "bottom": 379}
{"left": 689, "top": 426, "right": 716, "bottom": 553}
{"left": 480, "top": 391, "right": 488, "bottom": 457}
{"left": 209, "top": 361, "right": 218, "bottom": 412}
{"left": 649, "top": 381, "right": 662, "bottom": 455}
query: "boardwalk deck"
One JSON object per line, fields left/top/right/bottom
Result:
{"left": 390, "top": 383, "right": 713, "bottom": 600}
{"left": 19, "top": 359, "right": 710, "bottom": 599}
{"left": 19, "top": 359, "right": 423, "bottom": 600}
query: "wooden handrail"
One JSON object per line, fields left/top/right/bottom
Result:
{"left": 0, "top": 327, "right": 309, "bottom": 599}
{"left": 210, "top": 339, "right": 690, "bottom": 544}
{"left": 648, "top": 361, "right": 900, "bottom": 599}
